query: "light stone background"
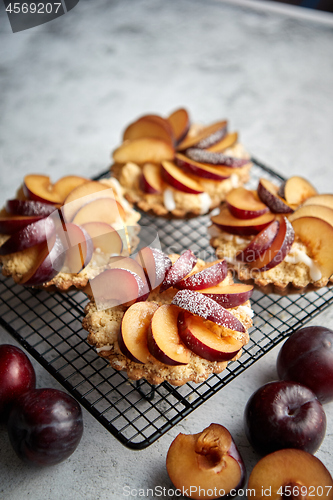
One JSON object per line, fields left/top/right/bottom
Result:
{"left": 0, "top": 0, "right": 333, "bottom": 498}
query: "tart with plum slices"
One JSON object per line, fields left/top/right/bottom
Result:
{"left": 110, "top": 108, "right": 252, "bottom": 217}
{"left": 209, "top": 175, "right": 333, "bottom": 292}
{"left": 0, "top": 173, "right": 140, "bottom": 290}
{"left": 83, "top": 249, "right": 253, "bottom": 386}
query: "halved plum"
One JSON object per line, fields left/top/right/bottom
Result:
{"left": 166, "top": 423, "right": 246, "bottom": 500}
{"left": 247, "top": 449, "right": 333, "bottom": 500}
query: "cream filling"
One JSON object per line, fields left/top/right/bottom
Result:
{"left": 106, "top": 177, "right": 134, "bottom": 214}
{"left": 238, "top": 305, "right": 254, "bottom": 318}
{"left": 283, "top": 248, "right": 322, "bottom": 281}
{"left": 199, "top": 192, "right": 212, "bottom": 215}
{"left": 163, "top": 188, "right": 176, "bottom": 211}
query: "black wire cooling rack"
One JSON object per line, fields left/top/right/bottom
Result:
{"left": 0, "top": 159, "right": 332, "bottom": 450}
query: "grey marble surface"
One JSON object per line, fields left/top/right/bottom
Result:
{"left": 0, "top": 0, "right": 333, "bottom": 498}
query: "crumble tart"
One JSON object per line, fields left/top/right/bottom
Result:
{"left": 83, "top": 253, "right": 253, "bottom": 386}
{"left": 110, "top": 108, "right": 252, "bottom": 218}
{"left": 209, "top": 177, "right": 333, "bottom": 292}
{"left": 0, "top": 175, "right": 141, "bottom": 291}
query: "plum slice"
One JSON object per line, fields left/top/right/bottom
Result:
{"left": 80, "top": 222, "right": 123, "bottom": 255}
{"left": 185, "top": 148, "right": 249, "bottom": 168}
{"left": 84, "top": 268, "right": 145, "bottom": 309}
{"left": 226, "top": 188, "right": 269, "bottom": 220}
{"left": 161, "top": 161, "right": 204, "bottom": 194}
{"left": 167, "top": 108, "right": 190, "bottom": 144}
{"left": 0, "top": 214, "right": 46, "bottom": 235}
{"left": 20, "top": 234, "right": 66, "bottom": 286}
{"left": 175, "top": 260, "right": 227, "bottom": 291}
{"left": 200, "top": 283, "right": 253, "bottom": 308}
{"left": 178, "top": 120, "right": 227, "bottom": 150}
{"left": 291, "top": 216, "right": 333, "bottom": 279}
{"left": 166, "top": 423, "right": 246, "bottom": 500}
{"left": 257, "top": 178, "right": 293, "bottom": 214}
{"left": 211, "top": 206, "right": 276, "bottom": 236}
{"left": 303, "top": 193, "right": 333, "bottom": 210}
{"left": 140, "top": 163, "right": 163, "bottom": 194}
{"left": 147, "top": 305, "right": 191, "bottom": 365}
{"left": 118, "top": 301, "right": 159, "bottom": 364}
{"left": 123, "top": 115, "right": 174, "bottom": 146}
{"left": 247, "top": 449, "right": 333, "bottom": 500}
{"left": 134, "top": 247, "right": 172, "bottom": 291}
{"left": 160, "top": 250, "right": 197, "bottom": 292}
{"left": 248, "top": 216, "right": 294, "bottom": 271}
{"left": 289, "top": 204, "right": 333, "bottom": 227}
{"left": 236, "top": 219, "right": 280, "bottom": 264}
{"left": 24, "top": 174, "right": 88, "bottom": 205}
{"left": 178, "top": 311, "right": 243, "bottom": 362}
{"left": 5, "top": 199, "right": 58, "bottom": 217}
{"left": 112, "top": 137, "right": 175, "bottom": 164}
{"left": 279, "top": 175, "right": 317, "bottom": 206}
{"left": 207, "top": 131, "right": 238, "bottom": 152}
{"left": 175, "top": 154, "right": 232, "bottom": 181}
{"left": 0, "top": 217, "right": 55, "bottom": 255}
{"left": 172, "top": 289, "right": 245, "bottom": 333}
{"left": 62, "top": 180, "right": 116, "bottom": 223}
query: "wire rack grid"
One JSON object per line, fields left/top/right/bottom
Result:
{"left": 0, "top": 159, "right": 332, "bottom": 449}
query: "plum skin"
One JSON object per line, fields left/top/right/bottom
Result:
{"left": 244, "top": 380, "right": 326, "bottom": 456}
{"left": 0, "top": 344, "right": 36, "bottom": 423}
{"left": 7, "top": 388, "right": 83, "bottom": 466}
{"left": 277, "top": 326, "right": 333, "bottom": 404}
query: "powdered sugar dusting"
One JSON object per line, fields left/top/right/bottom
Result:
{"left": 151, "top": 248, "right": 172, "bottom": 283}
{"left": 186, "top": 148, "right": 248, "bottom": 167}
{"left": 172, "top": 289, "right": 245, "bottom": 333}
{"left": 177, "top": 260, "right": 227, "bottom": 290}
{"left": 160, "top": 250, "right": 197, "bottom": 292}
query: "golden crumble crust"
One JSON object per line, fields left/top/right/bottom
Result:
{"left": 83, "top": 257, "right": 253, "bottom": 386}
{"left": 111, "top": 139, "right": 252, "bottom": 218}
{"left": 0, "top": 178, "right": 141, "bottom": 291}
